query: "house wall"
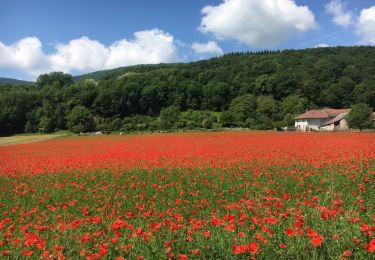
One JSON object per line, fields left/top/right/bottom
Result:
{"left": 320, "top": 124, "right": 334, "bottom": 131}
{"left": 320, "top": 119, "right": 350, "bottom": 132}
{"left": 295, "top": 118, "right": 329, "bottom": 131}
{"left": 307, "top": 119, "right": 327, "bottom": 130}
{"left": 295, "top": 119, "right": 308, "bottom": 131}
{"left": 338, "top": 119, "right": 349, "bottom": 131}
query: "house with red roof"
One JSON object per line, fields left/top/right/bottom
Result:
{"left": 294, "top": 108, "right": 351, "bottom": 132}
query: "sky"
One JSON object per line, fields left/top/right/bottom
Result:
{"left": 1, "top": 0, "right": 375, "bottom": 80}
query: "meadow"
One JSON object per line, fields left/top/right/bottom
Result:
{"left": 0, "top": 132, "right": 374, "bottom": 259}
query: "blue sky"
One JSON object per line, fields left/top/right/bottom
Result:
{"left": 1, "top": 0, "right": 375, "bottom": 80}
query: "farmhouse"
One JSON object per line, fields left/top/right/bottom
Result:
{"left": 294, "top": 108, "right": 351, "bottom": 132}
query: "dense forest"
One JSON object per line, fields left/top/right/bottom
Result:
{"left": 1, "top": 46, "right": 375, "bottom": 135}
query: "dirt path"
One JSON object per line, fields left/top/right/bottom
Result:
{"left": 0, "top": 134, "right": 61, "bottom": 146}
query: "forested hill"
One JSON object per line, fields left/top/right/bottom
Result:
{"left": 1, "top": 46, "right": 374, "bottom": 134}
{"left": 0, "top": 77, "right": 33, "bottom": 85}
{"left": 73, "top": 63, "right": 179, "bottom": 81}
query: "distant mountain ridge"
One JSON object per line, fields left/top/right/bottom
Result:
{"left": 73, "top": 63, "right": 179, "bottom": 81}
{"left": 0, "top": 77, "right": 33, "bottom": 85}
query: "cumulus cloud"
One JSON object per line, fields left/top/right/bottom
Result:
{"left": 357, "top": 6, "right": 375, "bottom": 45}
{"left": 0, "top": 29, "right": 179, "bottom": 76}
{"left": 106, "top": 30, "right": 178, "bottom": 68}
{"left": 49, "top": 37, "right": 109, "bottom": 73}
{"left": 192, "top": 41, "right": 223, "bottom": 55}
{"left": 325, "top": 1, "right": 353, "bottom": 27}
{"left": 199, "top": 0, "right": 316, "bottom": 48}
{"left": 0, "top": 37, "right": 50, "bottom": 75}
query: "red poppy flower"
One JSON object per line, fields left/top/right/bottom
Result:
{"left": 294, "top": 220, "right": 303, "bottom": 229}
{"left": 249, "top": 242, "right": 259, "bottom": 254}
{"left": 365, "top": 239, "right": 375, "bottom": 253}
{"left": 1, "top": 251, "right": 10, "bottom": 256}
{"left": 285, "top": 228, "right": 294, "bottom": 236}
{"left": 22, "top": 250, "right": 33, "bottom": 257}
{"left": 312, "top": 237, "right": 323, "bottom": 247}
{"left": 232, "top": 244, "right": 247, "bottom": 254}
{"left": 203, "top": 231, "right": 211, "bottom": 239}
{"left": 178, "top": 254, "right": 188, "bottom": 260}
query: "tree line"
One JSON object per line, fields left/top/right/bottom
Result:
{"left": 0, "top": 46, "right": 374, "bottom": 135}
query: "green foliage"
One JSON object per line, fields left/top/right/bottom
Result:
{"left": 36, "top": 72, "right": 73, "bottom": 88}
{"left": 24, "top": 120, "right": 38, "bottom": 133}
{"left": 159, "top": 106, "right": 180, "bottom": 130}
{"left": 347, "top": 103, "right": 373, "bottom": 131}
{"left": 180, "top": 110, "right": 218, "bottom": 129}
{"left": 280, "top": 94, "right": 308, "bottom": 126}
{"left": 353, "top": 79, "right": 375, "bottom": 108}
{"left": 111, "top": 118, "right": 123, "bottom": 131}
{"left": 0, "top": 90, "right": 31, "bottom": 134}
{"left": 66, "top": 106, "right": 95, "bottom": 133}
{"left": 228, "top": 94, "right": 256, "bottom": 127}
{"left": 38, "top": 116, "right": 54, "bottom": 133}
{"left": 119, "top": 115, "right": 157, "bottom": 133}
{"left": 96, "top": 122, "right": 112, "bottom": 133}
{"left": 70, "top": 124, "right": 85, "bottom": 134}
{"left": 220, "top": 111, "right": 234, "bottom": 127}
{"left": 256, "top": 96, "right": 279, "bottom": 129}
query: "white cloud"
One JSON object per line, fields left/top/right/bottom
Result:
{"left": 192, "top": 41, "right": 223, "bottom": 55}
{"left": 357, "top": 6, "right": 375, "bottom": 45}
{"left": 315, "top": 43, "right": 330, "bottom": 48}
{"left": 0, "top": 37, "right": 50, "bottom": 75}
{"left": 325, "top": 1, "right": 353, "bottom": 27}
{"left": 0, "top": 29, "right": 179, "bottom": 77}
{"left": 50, "top": 37, "right": 109, "bottom": 73}
{"left": 199, "top": 0, "right": 316, "bottom": 48}
{"left": 106, "top": 29, "right": 178, "bottom": 69}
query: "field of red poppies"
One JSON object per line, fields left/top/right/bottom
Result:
{"left": 0, "top": 132, "right": 374, "bottom": 259}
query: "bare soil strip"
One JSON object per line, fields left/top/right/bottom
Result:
{"left": 0, "top": 134, "right": 61, "bottom": 146}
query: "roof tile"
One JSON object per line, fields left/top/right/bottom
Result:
{"left": 294, "top": 108, "right": 351, "bottom": 120}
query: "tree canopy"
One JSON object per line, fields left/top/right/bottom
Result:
{"left": 66, "top": 105, "right": 95, "bottom": 133}
{"left": 347, "top": 103, "right": 373, "bottom": 131}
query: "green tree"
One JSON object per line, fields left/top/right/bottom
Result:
{"left": 319, "top": 85, "right": 345, "bottom": 108}
{"left": 36, "top": 72, "right": 73, "bottom": 88}
{"left": 54, "top": 103, "right": 67, "bottom": 130}
{"left": 180, "top": 110, "right": 217, "bottom": 129}
{"left": 253, "top": 75, "right": 275, "bottom": 96}
{"left": 353, "top": 79, "right": 375, "bottom": 108}
{"left": 38, "top": 116, "right": 54, "bottom": 133}
{"left": 220, "top": 111, "right": 233, "bottom": 127}
{"left": 111, "top": 118, "right": 123, "bottom": 131}
{"left": 159, "top": 106, "right": 180, "bottom": 130}
{"left": 66, "top": 106, "right": 95, "bottom": 133}
{"left": 347, "top": 103, "right": 373, "bottom": 131}
{"left": 202, "top": 82, "right": 230, "bottom": 111}
{"left": 256, "top": 96, "right": 279, "bottom": 129}
{"left": 0, "top": 90, "right": 31, "bottom": 134}
{"left": 24, "top": 107, "right": 40, "bottom": 133}
{"left": 228, "top": 94, "right": 256, "bottom": 127}
{"left": 280, "top": 94, "right": 308, "bottom": 126}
